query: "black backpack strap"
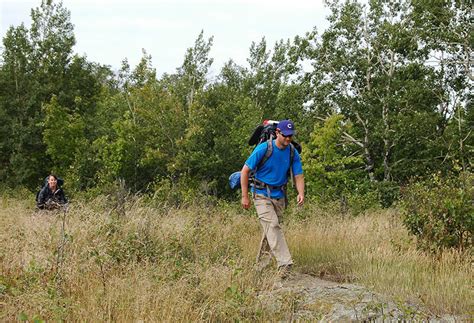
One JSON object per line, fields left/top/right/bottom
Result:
{"left": 289, "top": 143, "right": 295, "bottom": 185}
{"left": 282, "top": 143, "right": 295, "bottom": 207}
{"left": 250, "top": 140, "right": 273, "bottom": 197}
{"left": 257, "top": 140, "right": 273, "bottom": 170}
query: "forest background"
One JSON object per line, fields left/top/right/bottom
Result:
{"left": 0, "top": 0, "right": 472, "bottom": 249}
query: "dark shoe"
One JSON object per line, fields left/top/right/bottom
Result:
{"left": 278, "top": 264, "right": 293, "bottom": 279}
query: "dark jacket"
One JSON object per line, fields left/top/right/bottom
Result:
{"left": 37, "top": 185, "right": 67, "bottom": 209}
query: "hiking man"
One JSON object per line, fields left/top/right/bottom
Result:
{"left": 240, "top": 119, "right": 304, "bottom": 277}
{"left": 37, "top": 174, "right": 68, "bottom": 210}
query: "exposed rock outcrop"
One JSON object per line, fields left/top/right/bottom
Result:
{"left": 258, "top": 273, "right": 465, "bottom": 322}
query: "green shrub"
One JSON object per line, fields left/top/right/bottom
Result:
{"left": 346, "top": 190, "right": 380, "bottom": 215}
{"left": 375, "top": 181, "right": 400, "bottom": 208}
{"left": 401, "top": 172, "right": 473, "bottom": 251}
{"left": 148, "top": 176, "right": 218, "bottom": 208}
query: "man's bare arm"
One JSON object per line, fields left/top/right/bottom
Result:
{"left": 294, "top": 174, "right": 305, "bottom": 206}
{"left": 241, "top": 165, "right": 251, "bottom": 209}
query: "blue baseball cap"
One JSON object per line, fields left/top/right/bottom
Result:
{"left": 277, "top": 120, "right": 295, "bottom": 136}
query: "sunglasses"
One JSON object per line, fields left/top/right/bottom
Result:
{"left": 280, "top": 133, "right": 293, "bottom": 138}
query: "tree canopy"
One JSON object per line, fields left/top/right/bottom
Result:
{"left": 0, "top": 0, "right": 472, "bottom": 203}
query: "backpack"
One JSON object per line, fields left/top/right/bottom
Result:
{"left": 248, "top": 119, "right": 302, "bottom": 153}
{"left": 228, "top": 120, "right": 302, "bottom": 190}
{"left": 248, "top": 119, "right": 279, "bottom": 146}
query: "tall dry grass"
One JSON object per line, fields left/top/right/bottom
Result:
{"left": 0, "top": 195, "right": 280, "bottom": 321}
{"left": 0, "top": 194, "right": 472, "bottom": 321}
{"left": 290, "top": 205, "right": 473, "bottom": 316}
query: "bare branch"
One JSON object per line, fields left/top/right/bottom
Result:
{"left": 342, "top": 131, "right": 364, "bottom": 148}
{"left": 462, "top": 129, "right": 472, "bottom": 143}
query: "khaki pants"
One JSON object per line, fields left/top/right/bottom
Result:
{"left": 254, "top": 194, "right": 293, "bottom": 268}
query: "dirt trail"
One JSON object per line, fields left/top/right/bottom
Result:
{"left": 258, "top": 272, "right": 465, "bottom": 321}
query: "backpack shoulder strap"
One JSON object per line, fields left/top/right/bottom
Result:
{"left": 289, "top": 143, "right": 295, "bottom": 185}
{"left": 250, "top": 140, "right": 273, "bottom": 198}
{"left": 257, "top": 140, "right": 273, "bottom": 170}
{"left": 290, "top": 143, "right": 295, "bottom": 166}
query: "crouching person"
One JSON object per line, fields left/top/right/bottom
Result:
{"left": 37, "top": 174, "right": 68, "bottom": 210}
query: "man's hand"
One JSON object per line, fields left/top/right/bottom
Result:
{"left": 297, "top": 193, "right": 304, "bottom": 206}
{"left": 242, "top": 195, "right": 251, "bottom": 209}
{"left": 295, "top": 174, "right": 305, "bottom": 207}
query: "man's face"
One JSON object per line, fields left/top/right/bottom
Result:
{"left": 48, "top": 176, "right": 57, "bottom": 190}
{"left": 276, "top": 129, "right": 293, "bottom": 147}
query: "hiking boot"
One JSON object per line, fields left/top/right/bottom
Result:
{"left": 277, "top": 264, "right": 293, "bottom": 279}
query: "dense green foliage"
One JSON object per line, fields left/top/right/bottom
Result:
{"left": 1, "top": 0, "right": 472, "bottom": 245}
{"left": 402, "top": 172, "right": 473, "bottom": 251}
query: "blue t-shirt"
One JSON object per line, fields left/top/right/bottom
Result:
{"left": 245, "top": 140, "right": 303, "bottom": 198}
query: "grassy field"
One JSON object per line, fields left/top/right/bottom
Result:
{"left": 0, "top": 194, "right": 472, "bottom": 321}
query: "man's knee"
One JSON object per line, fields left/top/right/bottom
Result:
{"left": 269, "top": 220, "right": 281, "bottom": 229}
{"left": 260, "top": 220, "right": 281, "bottom": 234}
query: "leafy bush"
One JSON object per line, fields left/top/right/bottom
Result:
{"left": 346, "top": 190, "right": 380, "bottom": 215}
{"left": 148, "top": 176, "right": 219, "bottom": 208}
{"left": 302, "top": 115, "right": 368, "bottom": 203}
{"left": 375, "top": 181, "right": 400, "bottom": 208}
{"left": 401, "top": 172, "right": 473, "bottom": 251}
